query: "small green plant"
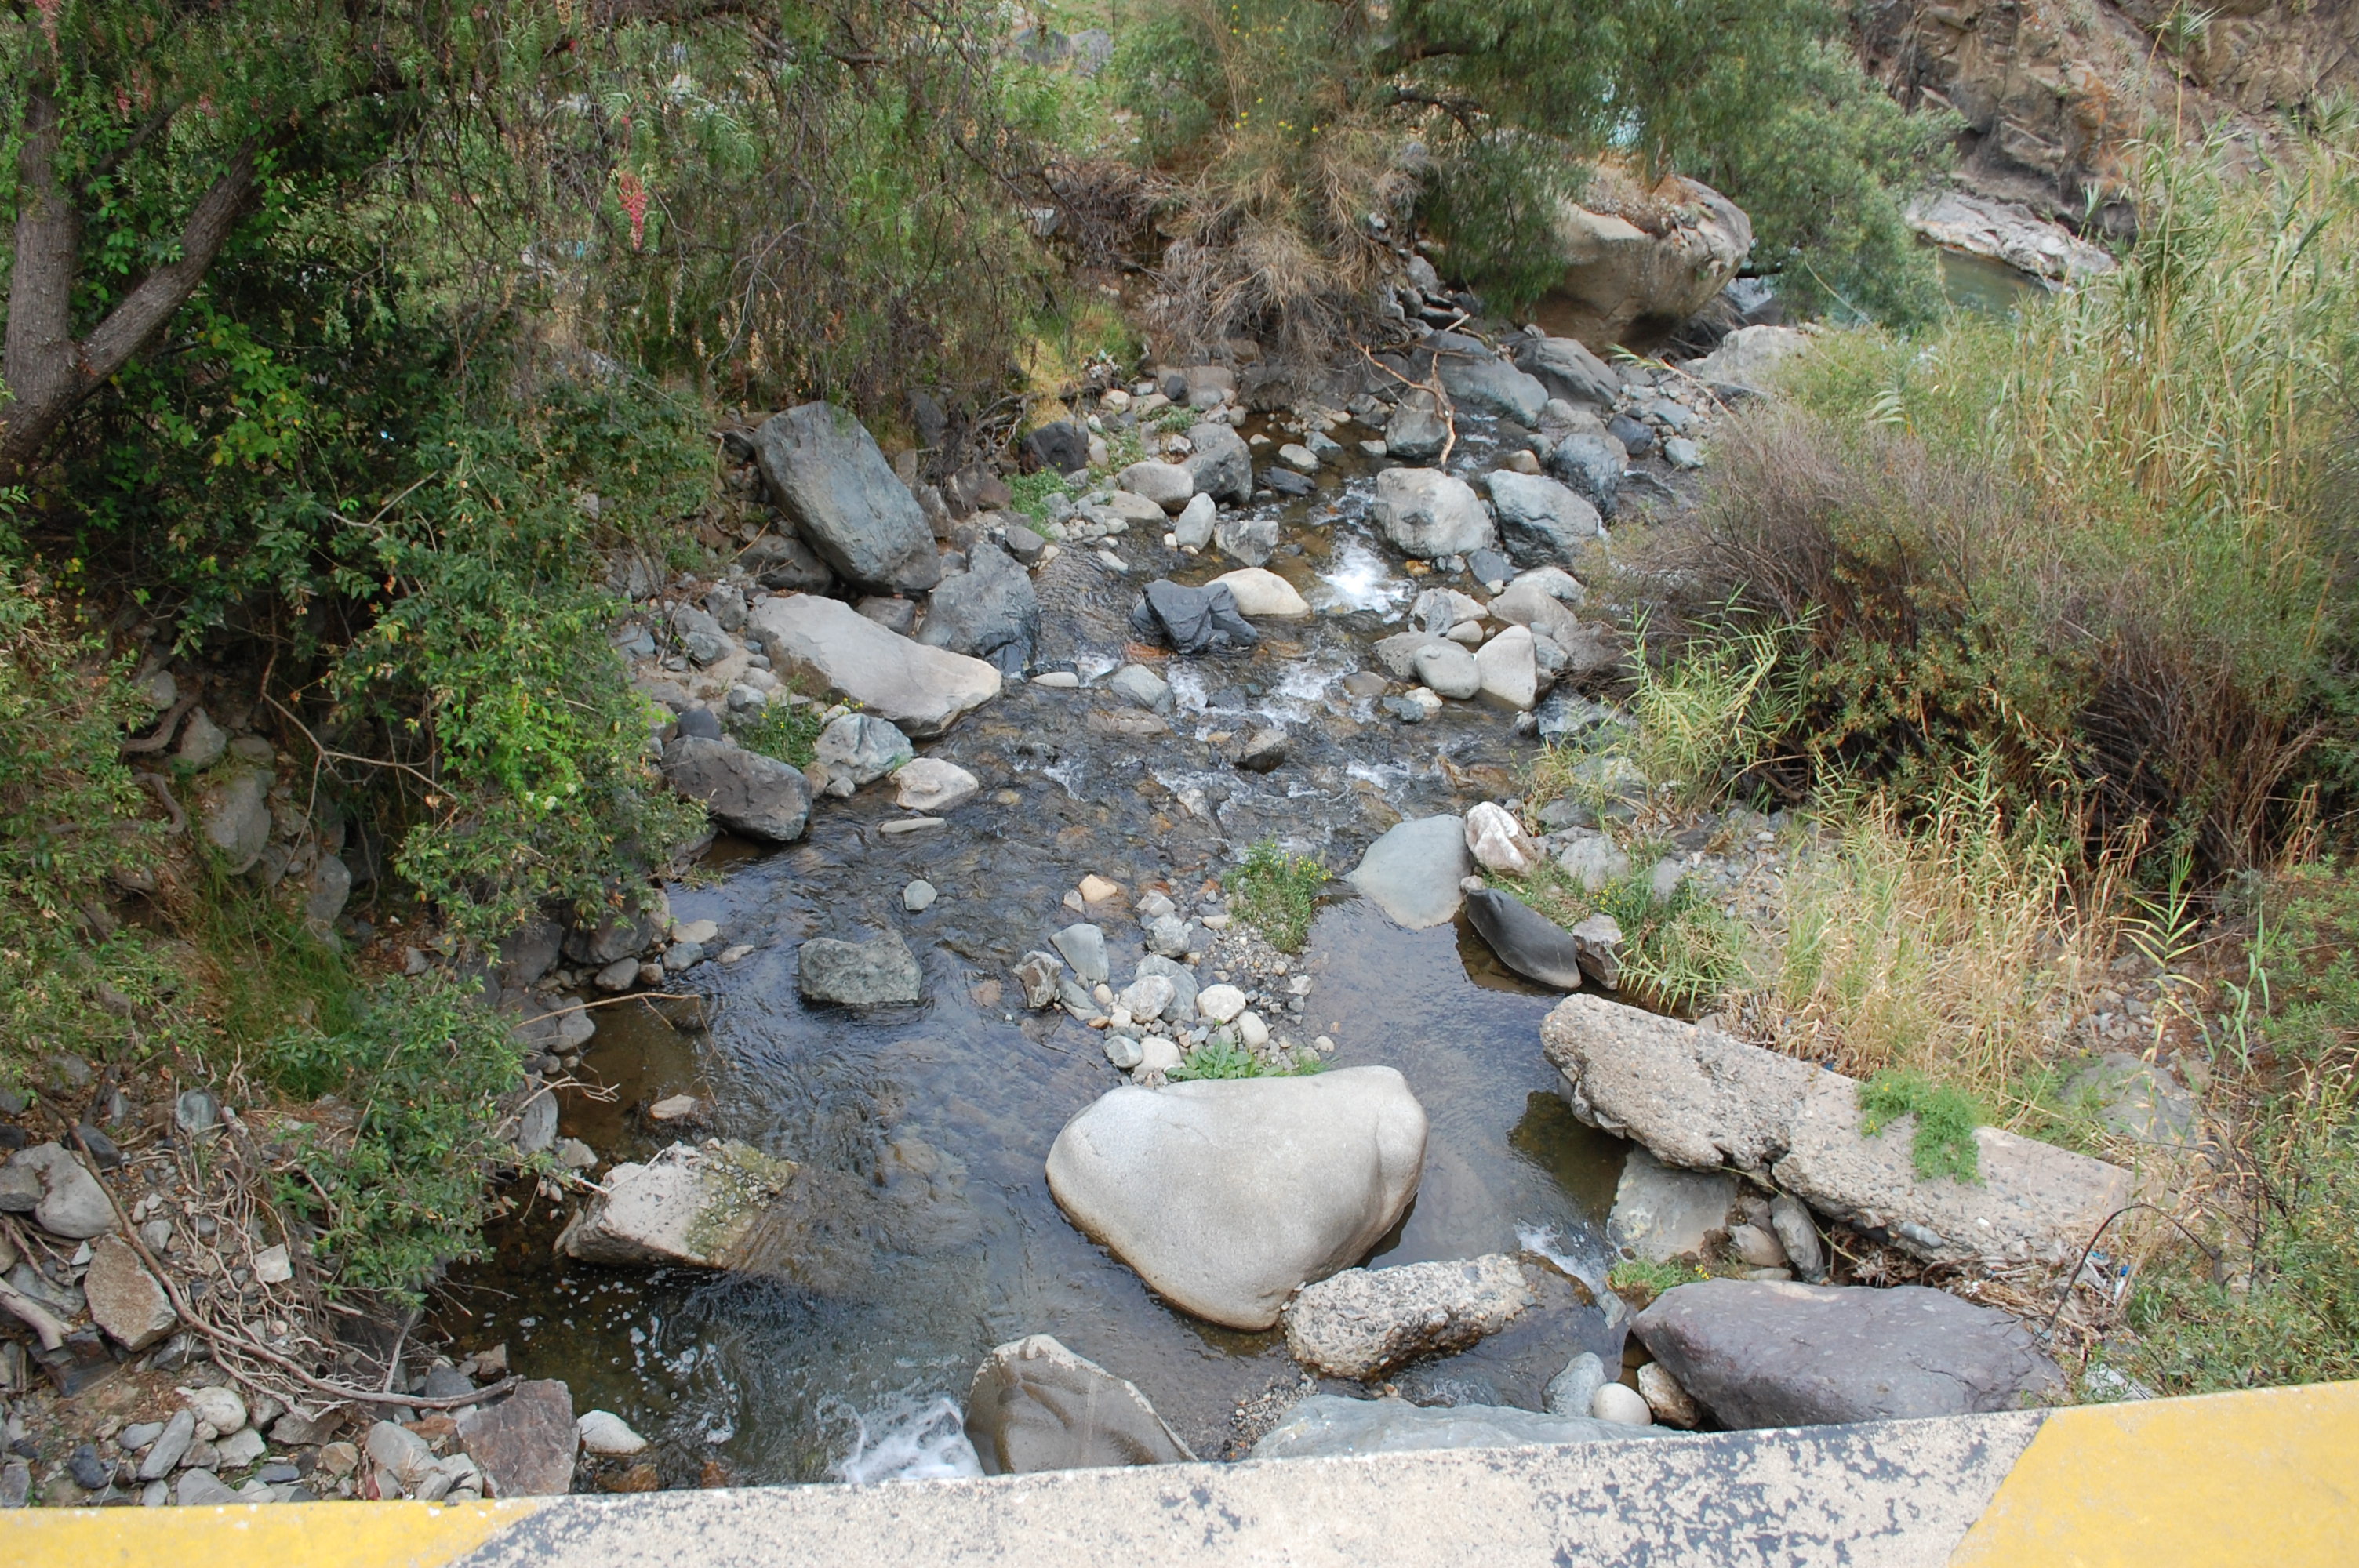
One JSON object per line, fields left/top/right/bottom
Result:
{"left": 729, "top": 699, "right": 827, "bottom": 770}
{"left": 1168, "top": 1036, "right": 1321, "bottom": 1080}
{"left": 1227, "top": 838, "right": 1327, "bottom": 953}
{"left": 1507, "top": 858, "right": 1746, "bottom": 1015}
{"left": 1006, "top": 469, "right": 1072, "bottom": 525}
{"left": 1607, "top": 1258, "right": 1702, "bottom": 1308}
{"left": 1858, "top": 1069, "right": 1985, "bottom": 1183}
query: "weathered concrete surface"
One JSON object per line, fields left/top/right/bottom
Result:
{"left": 1541, "top": 994, "right": 2133, "bottom": 1265}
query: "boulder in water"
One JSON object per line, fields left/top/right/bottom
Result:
{"left": 1182, "top": 422, "right": 1253, "bottom": 504}
{"left": 1045, "top": 1066, "right": 1428, "bottom": 1330}
{"left": 964, "top": 1334, "right": 1194, "bottom": 1475}
{"left": 555, "top": 1141, "right": 794, "bottom": 1269}
{"left": 1347, "top": 815, "right": 1470, "bottom": 929}
{"left": 1383, "top": 390, "right": 1450, "bottom": 463}
{"left": 748, "top": 593, "right": 1000, "bottom": 738}
{"left": 798, "top": 929, "right": 924, "bottom": 1005}
{"left": 1282, "top": 1254, "right": 1536, "bottom": 1379}
{"left": 1372, "top": 468, "right": 1495, "bottom": 559}
{"left": 918, "top": 540, "right": 1039, "bottom": 675}
{"left": 660, "top": 735, "right": 806, "bottom": 837}
{"left": 1466, "top": 887, "right": 1587, "bottom": 990}
{"left": 1129, "top": 579, "right": 1259, "bottom": 655}
{"left": 811, "top": 713, "right": 914, "bottom": 798}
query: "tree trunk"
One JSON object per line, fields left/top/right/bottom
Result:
{"left": 0, "top": 85, "right": 268, "bottom": 481}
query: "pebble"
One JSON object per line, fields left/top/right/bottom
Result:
{"left": 903, "top": 880, "right": 938, "bottom": 913}
{"left": 1197, "top": 984, "right": 1248, "bottom": 1024}
{"left": 1078, "top": 874, "right": 1121, "bottom": 904}
{"left": 672, "top": 918, "right": 721, "bottom": 946}
{"left": 878, "top": 817, "right": 945, "bottom": 835}
{"left": 1591, "top": 1382, "right": 1654, "bottom": 1425}
{"left": 719, "top": 945, "right": 755, "bottom": 964}
{"left": 1034, "top": 671, "right": 1081, "bottom": 689}
{"left": 1104, "top": 1036, "right": 1144, "bottom": 1071}
{"left": 577, "top": 1410, "right": 650, "bottom": 1456}
{"left": 183, "top": 1386, "right": 247, "bottom": 1436}
{"left": 1235, "top": 1011, "right": 1270, "bottom": 1048}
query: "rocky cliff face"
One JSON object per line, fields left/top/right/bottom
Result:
{"left": 1858, "top": 0, "right": 2357, "bottom": 234}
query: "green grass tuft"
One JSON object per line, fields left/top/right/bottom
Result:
{"left": 1228, "top": 838, "right": 1326, "bottom": 953}
{"left": 728, "top": 699, "right": 827, "bottom": 769}
{"left": 1857, "top": 1069, "right": 1985, "bottom": 1183}
{"left": 1169, "top": 1036, "right": 1321, "bottom": 1080}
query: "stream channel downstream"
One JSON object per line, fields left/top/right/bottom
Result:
{"left": 437, "top": 408, "right": 1651, "bottom": 1486}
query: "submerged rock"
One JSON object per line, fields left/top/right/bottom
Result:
{"left": 555, "top": 1142, "right": 794, "bottom": 1269}
{"left": 1347, "top": 815, "right": 1471, "bottom": 930}
{"left": 1465, "top": 887, "right": 1586, "bottom": 990}
{"left": 1249, "top": 1395, "right": 1667, "bottom": 1460}
{"left": 751, "top": 402, "right": 941, "bottom": 593}
{"left": 1129, "top": 579, "right": 1259, "bottom": 655}
{"left": 1634, "top": 1279, "right": 2064, "bottom": 1428}
{"left": 1609, "top": 1148, "right": 1736, "bottom": 1262}
{"left": 963, "top": 1334, "right": 1194, "bottom": 1475}
{"left": 748, "top": 593, "right": 1001, "bottom": 739}
{"left": 1282, "top": 1254, "right": 1536, "bottom": 1379}
{"left": 1045, "top": 1066, "right": 1428, "bottom": 1330}
{"left": 798, "top": 930, "right": 924, "bottom": 1006}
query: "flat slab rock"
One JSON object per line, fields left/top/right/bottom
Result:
{"left": 1283, "top": 1254, "right": 1536, "bottom": 1379}
{"left": 1634, "top": 1279, "right": 2063, "bottom": 1428}
{"left": 1540, "top": 994, "right": 2134, "bottom": 1266}
{"left": 458, "top": 1379, "right": 577, "bottom": 1498}
{"left": 1251, "top": 1395, "right": 1667, "bottom": 1460}
{"left": 747, "top": 593, "right": 1000, "bottom": 738}
{"left": 555, "top": 1141, "right": 794, "bottom": 1269}
{"left": 1045, "top": 1066, "right": 1427, "bottom": 1330}
{"left": 964, "top": 1334, "right": 1193, "bottom": 1475}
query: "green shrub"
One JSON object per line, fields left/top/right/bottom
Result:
{"left": 1169, "top": 1036, "right": 1321, "bottom": 1080}
{"left": 1228, "top": 838, "right": 1328, "bottom": 953}
{"left": 1857, "top": 1069, "right": 1984, "bottom": 1183}
{"left": 729, "top": 701, "right": 828, "bottom": 771}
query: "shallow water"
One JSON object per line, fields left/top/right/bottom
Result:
{"left": 439, "top": 412, "right": 1635, "bottom": 1485}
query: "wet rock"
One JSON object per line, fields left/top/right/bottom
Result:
{"left": 1103, "top": 1036, "right": 1143, "bottom": 1071}
{"left": 1421, "top": 331, "right": 1548, "bottom": 426}
{"left": 195, "top": 769, "right": 271, "bottom": 874}
{"left": 1409, "top": 586, "right": 1487, "bottom": 635}
{"left": 1232, "top": 727, "right": 1289, "bottom": 773}
{"left": 751, "top": 402, "right": 941, "bottom": 593}
{"left": 1383, "top": 389, "right": 1451, "bottom": 463}
{"left": 1513, "top": 333, "right": 1620, "bottom": 409}
{"left": 891, "top": 758, "right": 979, "bottom": 815}
{"left": 1128, "top": 579, "right": 1257, "bottom": 655}
{"left": 812, "top": 713, "right": 915, "bottom": 797}
{"left": 964, "top": 1334, "right": 1194, "bottom": 1475}
{"left": 903, "top": 880, "right": 937, "bottom": 913}
{"left": 1770, "top": 1194, "right": 1828, "bottom": 1283}
{"left": 1463, "top": 803, "right": 1538, "bottom": 877}
{"left": 1372, "top": 468, "right": 1495, "bottom": 560}
{"left": 1635, "top": 1279, "right": 2064, "bottom": 1428}
{"left": 1277, "top": 442, "right": 1319, "bottom": 474}
{"left": 1251, "top": 1395, "right": 1665, "bottom": 1459}
{"left": 1214, "top": 511, "right": 1279, "bottom": 567}
{"left": 1172, "top": 493, "right": 1217, "bottom": 550}
{"left": 748, "top": 594, "right": 1001, "bottom": 739}
{"left": 660, "top": 738, "right": 812, "bottom": 842}
{"left": 1545, "top": 431, "right": 1624, "bottom": 520}
{"left": 1282, "top": 1254, "right": 1536, "bottom": 1379}
{"left": 1260, "top": 466, "right": 1316, "bottom": 498}
{"left": 1181, "top": 422, "right": 1253, "bottom": 504}
{"left": 1475, "top": 624, "right": 1539, "bottom": 710}
{"left": 576, "top": 1410, "right": 649, "bottom": 1457}
{"left": 556, "top": 1141, "right": 794, "bottom": 1269}
{"left": 458, "top": 1380, "right": 578, "bottom": 1498}
{"left": 798, "top": 930, "right": 924, "bottom": 1006}
{"left": 1466, "top": 887, "right": 1586, "bottom": 990}
{"left": 1209, "top": 568, "right": 1310, "bottom": 619}
{"left": 1541, "top": 994, "right": 2134, "bottom": 1264}
{"left": 1347, "top": 815, "right": 1470, "bottom": 930}
{"left": 1412, "top": 642, "right": 1479, "bottom": 700}
{"left": 1610, "top": 1148, "right": 1736, "bottom": 1262}
{"left": 918, "top": 541, "right": 1039, "bottom": 675}
{"left": 84, "top": 1236, "right": 176, "bottom": 1351}
{"left": 9, "top": 1143, "right": 115, "bottom": 1239}
{"left": 1544, "top": 1350, "right": 1608, "bottom": 1417}
{"left": 1487, "top": 472, "right": 1601, "bottom": 568}
{"left": 1116, "top": 460, "right": 1195, "bottom": 512}
{"left": 1373, "top": 631, "right": 1441, "bottom": 681}
{"left": 1045, "top": 1065, "right": 1428, "bottom": 1330}
{"left": 1107, "top": 663, "right": 1171, "bottom": 714}
{"left": 1013, "top": 951, "right": 1066, "bottom": 1009}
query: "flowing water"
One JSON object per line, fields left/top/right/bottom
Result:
{"left": 439, "top": 412, "right": 1637, "bottom": 1485}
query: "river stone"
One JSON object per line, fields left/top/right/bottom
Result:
{"left": 1373, "top": 632, "right": 1441, "bottom": 681}
{"left": 747, "top": 594, "right": 1001, "bottom": 739}
{"left": 1412, "top": 642, "right": 1480, "bottom": 700}
{"left": 1012, "top": 952, "right": 1065, "bottom": 1010}
{"left": 964, "top": 1334, "right": 1194, "bottom": 1475}
{"left": 1541, "top": 994, "right": 2134, "bottom": 1265}
{"left": 812, "top": 713, "right": 915, "bottom": 797}
{"left": 1116, "top": 460, "right": 1195, "bottom": 512}
{"left": 458, "top": 1380, "right": 577, "bottom": 1498}
{"left": 1282, "top": 1254, "right": 1536, "bottom": 1379}
{"left": 1251, "top": 1395, "right": 1666, "bottom": 1460}
{"left": 1610, "top": 1148, "right": 1736, "bottom": 1262}
{"left": 660, "top": 737, "right": 812, "bottom": 842}
{"left": 1383, "top": 390, "right": 1450, "bottom": 463}
{"left": 1172, "top": 492, "right": 1217, "bottom": 550}
{"left": 1593, "top": 1383, "right": 1654, "bottom": 1425}
{"left": 798, "top": 930, "right": 923, "bottom": 1005}
{"left": 1487, "top": 471, "right": 1602, "bottom": 568}
{"left": 1209, "top": 568, "right": 1310, "bottom": 619}
{"left": 555, "top": 1141, "right": 795, "bottom": 1269}
{"left": 1514, "top": 333, "right": 1620, "bottom": 409}
{"left": 1463, "top": 803, "right": 1538, "bottom": 876}
{"left": 1117, "top": 974, "right": 1176, "bottom": 1023}
{"left": 1214, "top": 512, "right": 1280, "bottom": 568}
{"left": 9, "top": 1143, "right": 115, "bottom": 1240}
{"left": 1476, "top": 624, "right": 1539, "bottom": 710}
{"left": 84, "top": 1235, "right": 175, "bottom": 1351}
{"left": 1466, "top": 887, "right": 1586, "bottom": 990}
{"left": 576, "top": 1410, "right": 649, "bottom": 1457}
{"left": 1052, "top": 924, "right": 1110, "bottom": 985}
{"left": 918, "top": 540, "right": 1039, "bottom": 675}
{"left": 1347, "top": 815, "right": 1470, "bottom": 930}
{"left": 751, "top": 402, "right": 940, "bottom": 593}
{"left": 1486, "top": 576, "right": 1587, "bottom": 650}
{"left": 1129, "top": 579, "right": 1258, "bottom": 655}
{"left": 1045, "top": 1066, "right": 1428, "bottom": 1330}
{"left": 1372, "top": 468, "right": 1495, "bottom": 560}
{"left": 893, "top": 758, "right": 980, "bottom": 814}
{"left": 1134, "top": 956, "right": 1198, "bottom": 1021}
{"left": 1194, "top": 983, "right": 1246, "bottom": 1023}
{"left": 195, "top": 768, "right": 271, "bottom": 874}
{"left": 1106, "top": 662, "right": 1172, "bottom": 713}
{"left": 1182, "top": 423, "right": 1253, "bottom": 504}
{"left": 1423, "top": 331, "right": 1548, "bottom": 426}
{"left": 1635, "top": 1279, "right": 2064, "bottom": 1428}
{"left": 1544, "top": 1351, "right": 1608, "bottom": 1417}
{"left": 1545, "top": 431, "right": 1624, "bottom": 520}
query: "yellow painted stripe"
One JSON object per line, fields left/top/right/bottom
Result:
{"left": 1952, "top": 1380, "right": 2359, "bottom": 1567}
{"left": 6, "top": 1497, "right": 539, "bottom": 1568}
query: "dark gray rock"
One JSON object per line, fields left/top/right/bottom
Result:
{"left": 496, "top": 917, "right": 565, "bottom": 990}
{"left": 1421, "top": 331, "right": 1548, "bottom": 426}
{"left": 1487, "top": 471, "right": 1601, "bottom": 568}
{"left": 1545, "top": 431, "right": 1624, "bottom": 521}
{"left": 740, "top": 532, "right": 834, "bottom": 592}
{"left": 798, "top": 930, "right": 923, "bottom": 1006}
{"left": 1182, "top": 423, "right": 1252, "bottom": 504}
{"left": 1260, "top": 466, "right": 1315, "bottom": 497}
{"left": 751, "top": 402, "right": 941, "bottom": 593}
{"left": 1467, "top": 547, "right": 1514, "bottom": 589}
{"left": 918, "top": 541, "right": 1039, "bottom": 676}
{"left": 1608, "top": 413, "right": 1656, "bottom": 458}
{"left": 1634, "top": 1279, "right": 2066, "bottom": 1428}
{"left": 674, "top": 706, "right": 723, "bottom": 741}
{"left": 1129, "top": 579, "right": 1259, "bottom": 655}
{"left": 1466, "top": 887, "right": 1586, "bottom": 990}
{"left": 661, "top": 737, "right": 812, "bottom": 842}
{"left": 1024, "top": 421, "right": 1091, "bottom": 476}
{"left": 1233, "top": 727, "right": 1289, "bottom": 772}
{"left": 1514, "top": 335, "right": 1620, "bottom": 408}
{"left": 1384, "top": 390, "right": 1450, "bottom": 463}
{"left": 964, "top": 1334, "right": 1193, "bottom": 1475}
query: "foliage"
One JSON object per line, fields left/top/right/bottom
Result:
{"left": 1005, "top": 469, "right": 1074, "bottom": 526}
{"left": 1169, "top": 1035, "right": 1321, "bottom": 1079}
{"left": 1620, "top": 617, "right": 1797, "bottom": 809}
{"left": 1607, "top": 1257, "right": 1702, "bottom": 1308}
{"left": 1507, "top": 857, "right": 1746, "bottom": 1015}
{"left": 729, "top": 701, "right": 829, "bottom": 771}
{"left": 264, "top": 972, "right": 529, "bottom": 1303}
{"left": 1857, "top": 1069, "right": 1985, "bottom": 1183}
{"left": 1227, "top": 837, "right": 1327, "bottom": 952}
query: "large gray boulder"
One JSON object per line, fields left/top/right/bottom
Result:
{"left": 1634, "top": 1279, "right": 2064, "bottom": 1428}
{"left": 1282, "top": 1254, "right": 1536, "bottom": 1379}
{"left": 1514, "top": 334, "right": 1621, "bottom": 408}
{"left": 751, "top": 402, "right": 942, "bottom": 593}
{"left": 1421, "top": 332, "right": 1548, "bottom": 426}
{"left": 1383, "top": 390, "right": 1450, "bottom": 463}
{"left": 1372, "top": 468, "right": 1495, "bottom": 560}
{"left": 1347, "top": 815, "right": 1470, "bottom": 930}
{"left": 964, "top": 1334, "right": 1193, "bottom": 1475}
{"left": 1251, "top": 1395, "right": 1667, "bottom": 1460}
{"left": 748, "top": 593, "right": 1001, "bottom": 738}
{"left": 1045, "top": 1066, "right": 1428, "bottom": 1330}
{"left": 1545, "top": 432, "right": 1624, "bottom": 521}
{"left": 1182, "top": 423, "right": 1253, "bottom": 504}
{"left": 661, "top": 737, "right": 812, "bottom": 841}
{"left": 1487, "top": 472, "right": 1601, "bottom": 568}
{"left": 918, "top": 540, "right": 1039, "bottom": 675}
{"left": 1540, "top": 995, "right": 2134, "bottom": 1265}
{"left": 555, "top": 1141, "right": 795, "bottom": 1268}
